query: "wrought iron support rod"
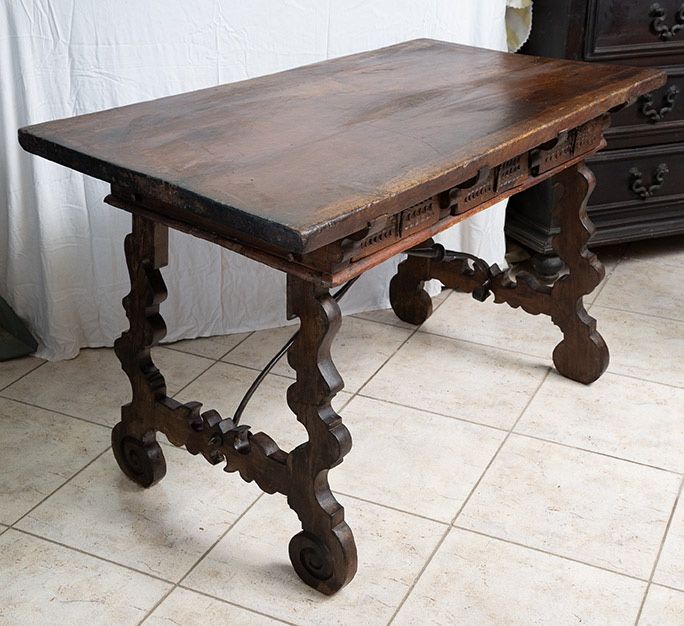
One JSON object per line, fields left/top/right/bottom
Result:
{"left": 232, "top": 276, "right": 360, "bottom": 425}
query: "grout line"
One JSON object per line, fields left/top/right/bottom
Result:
{"left": 355, "top": 391, "right": 509, "bottom": 432}
{"left": 449, "top": 369, "right": 551, "bottom": 524}
{"left": 169, "top": 356, "right": 230, "bottom": 399}
{"left": 386, "top": 367, "right": 553, "bottom": 625}
{"left": 648, "top": 581, "right": 684, "bottom": 594}
{"left": 592, "top": 302, "right": 684, "bottom": 325}
{"left": 334, "top": 491, "right": 450, "bottom": 527}
{"left": 416, "top": 326, "right": 556, "bottom": 363}
{"left": 0, "top": 358, "right": 47, "bottom": 393}
{"left": 9, "top": 447, "right": 112, "bottom": 529}
{"left": 11, "top": 526, "right": 175, "bottom": 585}
{"left": 634, "top": 475, "right": 684, "bottom": 625}
{"left": 510, "top": 432, "right": 684, "bottom": 477}
{"left": 454, "top": 525, "right": 651, "bottom": 586}
{"left": 161, "top": 330, "right": 255, "bottom": 362}
{"left": 216, "top": 330, "right": 256, "bottom": 360}
{"left": 174, "top": 585, "right": 298, "bottom": 626}
{"left": 356, "top": 387, "right": 683, "bottom": 478}
{"left": 136, "top": 493, "right": 268, "bottom": 626}
{"left": 208, "top": 357, "right": 296, "bottom": 381}
{"left": 600, "top": 370, "right": 684, "bottom": 391}
{"left": 0, "top": 394, "right": 114, "bottom": 430}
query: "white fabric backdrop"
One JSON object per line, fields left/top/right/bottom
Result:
{"left": 1, "top": 1, "right": 513, "bottom": 360}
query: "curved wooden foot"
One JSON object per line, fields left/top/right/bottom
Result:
{"left": 112, "top": 422, "right": 166, "bottom": 488}
{"left": 389, "top": 240, "right": 433, "bottom": 325}
{"left": 285, "top": 276, "right": 357, "bottom": 594}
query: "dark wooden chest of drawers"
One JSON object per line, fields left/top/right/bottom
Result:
{"left": 506, "top": 0, "right": 684, "bottom": 276}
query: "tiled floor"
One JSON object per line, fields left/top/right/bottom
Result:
{"left": 1, "top": 238, "right": 682, "bottom": 625}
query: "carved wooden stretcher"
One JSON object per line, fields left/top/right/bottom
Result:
{"left": 18, "top": 39, "right": 664, "bottom": 595}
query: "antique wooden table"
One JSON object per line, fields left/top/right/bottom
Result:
{"left": 19, "top": 39, "right": 663, "bottom": 595}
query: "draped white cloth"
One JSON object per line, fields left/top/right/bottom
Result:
{"left": 1, "top": 1, "right": 515, "bottom": 360}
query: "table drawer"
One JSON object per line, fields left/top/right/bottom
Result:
{"left": 586, "top": 0, "right": 684, "bottom": 62}
{"left": 607, "top": 66, "right": 684, "bottom": 147}
{"left": 587, "top": 143, "right": 684, "bottom": 208}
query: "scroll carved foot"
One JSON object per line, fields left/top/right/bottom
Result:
{"left": 389, "top": 239, "right": 434, "bottom": 325}
{"left": 111, "top": 422, "right": 166, "bottom": 488}
{"left": 285, "top": 276, "right": 357, "bottom": 594}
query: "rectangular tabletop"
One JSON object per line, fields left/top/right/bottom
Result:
{"left": 19, "top": 39, "right": 663, "bottom": 254}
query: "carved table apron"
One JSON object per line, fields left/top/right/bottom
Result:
{"left": 18, "top": 39, "right": 664, "bottom": 595}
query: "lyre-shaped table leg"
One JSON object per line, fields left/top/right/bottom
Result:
{"left": 112, "top": 214, "right": 169, "bottom": 487}
{"left": 285, "top": 275, "right": 358, "bottom": 595}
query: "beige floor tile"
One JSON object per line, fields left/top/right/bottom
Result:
{"left": 2, "top": 347, "right": 213, "bottom": 426}
{"left": 16, "top": 446, "right": 261, "bottom": 582}
{"left": 184, "top": 494, "right": 444, "bottom": 626}
{"left": 0, "top": 398, "right": 110, "bottom": 525}
{"left": 176, "top": 361, "right": 352, "bottom": 453}
{"left": 457, "top": 435, "right": 681, "bottom": 578}
{"left": 146, "top": 587, "right": 283, "bottom": 625}
{"left": 351, "top": 307, "right": 415, "bottom": 329}
{"left": 362, "top": 332, "right": 549, "bottom": 429}
{"left": 164, "top": 331, "right": 251, "bottom": 360}
{"left": 639, "top": 585, "right": 684, "bottom": 626}
{"left": 0, "top": 530, "right": 170, "bottom": 626}
{"left": 330, "top": 396, "right": 504, "bottom": 522}
{"left": 594, "top": 306, "right": 684, "bottom": 388}
{"left": 394, "top": 528, "right": 645, "bottom": 626}
{"left": 516, "top": 371, "right": 684, "bottom": 473}
{"left": 654, "top": 493, "right": 684, "bottom": 590}
{"left": 594, "top": 259, "right": 684, "bottom": 322}
{"left": 0, "top": 356, "right": 44, "bottom": 390}
{"left": 622, "top": 235, "right": 684, "bottom": 269}
{"left": 222, "top": 317, "right": 413, "bottom": 392}
{"left": 420, "top": 290, "right": 562, "bottom": 359}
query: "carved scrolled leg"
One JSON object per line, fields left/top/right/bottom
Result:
{"left": 112, "top": 215, "right": 169, "bottom": 487}
{"left": 547, "top": 163, "right": 609, "bottom": 384}
{"left": 285, "top": 276, "right": 357, "bottom": 594}
{"left": 389, "top": 238, "right": 434, "bottom": 325}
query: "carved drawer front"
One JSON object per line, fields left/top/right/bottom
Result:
{"left": 608, "top": 67, "right": 684, "bottom": 148}
{"left": 586, "top": 0, "right": 684, "bottom": 61}
{"left": 346, "top": 199, "right": 440, "bottom": 262}
{"left": 587, "top": 143, "right": 684, "bottom": 209}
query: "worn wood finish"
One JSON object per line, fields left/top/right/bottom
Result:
{"left": 17, "top": 39, "right": 664, "bottom": 594}
{"left": 19, "top": 39, "right": 662, "bottom": 256}
{"left": 391, "top": 162, "right": 609, "bottom": 384}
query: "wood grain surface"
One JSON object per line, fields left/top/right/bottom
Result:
{"left": 18, "top": 38, "right": 664, "bottom": 253}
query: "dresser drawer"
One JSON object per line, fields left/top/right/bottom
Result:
{"left": 587, "top": 143, "right": 684, "bottom": 208}
{"left": 607, "top": 66, "right": 684, "bottom": 147}
{"left": 586, "top": 0, "right": 684, "bottom": 62}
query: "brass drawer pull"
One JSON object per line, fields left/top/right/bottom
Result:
{"left": 629, "top": 163, "right": 669, "bottom": 199}
{"left": 649, "top": 3, "right": 684, "bottom": 41}
{"left": 640, "top": 85, "right": 680, "bottom": 122}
